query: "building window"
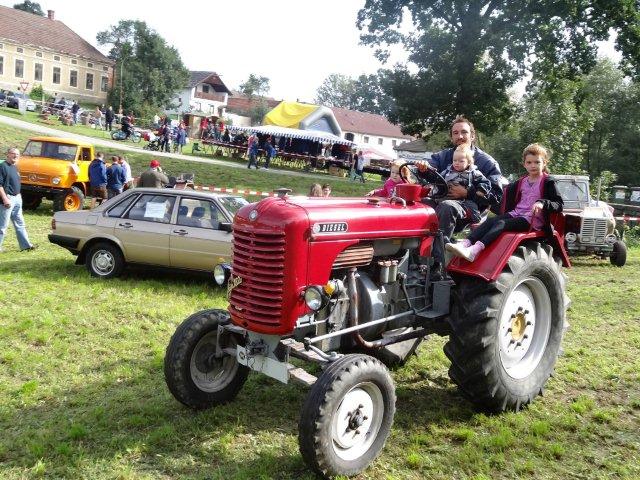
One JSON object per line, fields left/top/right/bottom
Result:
{"left": 17, "top": 47, "right": 23, "bottom": 53}
{"left": 34, "top": 63, "right": 43, "bottom": 81}
{"left": 103, "top": 66, "right": 108, "bottom": 72}
{"left": 0, "top": 44, "right": 3, "bottom": 49}
{"left": 392, "top": 139, "right": 397, "bottom": 147}
{"left": 378, "top": 138, "right": 383, "bottom": 145}
{"left": 202, "top": 85, "right": 210, "bottom": 93}
{"left": 0, "top": 56, "right": 3, "bottom": 75}
{"left": 100, "top": 76, "right": 108, "bottom": 92}
{"left": 344, "top": 132, "right": 355, "bottom": 141}
{"left": 70, "top": 70, "right": 77, "bottom": 87}
{"left": 86, "top": 73, "right": 94, "bottom": 90}
{"left": 15, "top": 59, "right": 24, "bottom": 78}
{"left": 36, "top": 51, "right": 42, "bottom": 58}
{"left": 363, "top": 136, "right": 369, "bottom": 143}
{"left": 71, "top": 59, "right": 77, "bottom": 65}
{"left": 53, "top": 66, "right": 61, "bottom": 84}
{"left": 87, "top": 62, "right": 93, "bottom": 68}
{"left": 54, "top": 55, "right": 60, "bottom": 61}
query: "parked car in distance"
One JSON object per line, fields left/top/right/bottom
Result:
{"left": 7, "top": 92, "right": 36, "bottom": 111}
{"left": 552, "top": 174, "right": 627, "bottom": 266}
{"left": 49, "top": 188, "right": 249, "bottom": 279}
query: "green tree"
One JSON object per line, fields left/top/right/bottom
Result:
{"left": 315, "top": 73, "right": 395, "bottom": 115}
{"left": 315, "top": 74, "right": 356, "bottom": 108}
{"left": 96, "top": 20, "right": 189, "bottom": 115}
{"left": 239, "top": 74, "right": 270, "bottom": 99}
{"left": 13, "top": 1, "right": 43, "bottom": 16}
{"left": 357, "top": 1, "right": 640, "bottom": 136}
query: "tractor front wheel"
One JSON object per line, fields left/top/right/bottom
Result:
{"left": 299, "top": 354, "right": 395, "bottom": 478}
{"left": 53, "top": 186, "right": 84, "bottom": 211}
{"left": 164, "top": 309, "right": 249, "bottom": 410}
{"left": 610, "top": 240, "right": 627, "bottom": 267}
{"left": 445, "top": 243, "right": 568, "bottom": 412}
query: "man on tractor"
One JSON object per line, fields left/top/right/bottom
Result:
{"left": 423, "top": 115, "right": 503, "bottom": 273}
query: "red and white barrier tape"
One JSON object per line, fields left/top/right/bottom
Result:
{"left": 615, "top": 215, "right": 640, "bottom": 222}
{"left": 194, "top": 185, "right": 274, "bottom": 197}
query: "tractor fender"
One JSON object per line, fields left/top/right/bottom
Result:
{"left": 447, "top": 230, "right": 570, "bottom": 282}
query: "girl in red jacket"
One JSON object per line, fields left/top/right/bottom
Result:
{"left": 447, "top": 143, "right": 563, "bottom": 262}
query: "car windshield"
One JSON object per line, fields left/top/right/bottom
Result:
{"left": 218, "top": 196, "right": 249, "bottom": 217}
{"left": 23, "top": 141, "right": 78, "bottom": 161}
{"left": 556, "top": 180, "right": 589, "bottom": 206}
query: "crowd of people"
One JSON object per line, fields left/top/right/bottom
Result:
{"left": 0, "top": 115, "right": 562, "bottom": 271}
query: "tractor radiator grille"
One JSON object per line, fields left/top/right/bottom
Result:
{"left": 580, "top": 218, "right": 608, "bottom": 243}
{"left": 332, "top": 243, "right": 374, "bottom": 269}
{"left": 229, "top": 224, "right": 285, "bottom": 327}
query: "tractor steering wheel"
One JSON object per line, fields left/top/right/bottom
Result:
{"left": 399, "top": 162, "right": 449, "bottom": 200}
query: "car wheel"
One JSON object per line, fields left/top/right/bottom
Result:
{"left": 86, "top": 242, "right": 125, "bottom": 278}
{"left": 610, "top": 240, "right": 627, "bottom": 267}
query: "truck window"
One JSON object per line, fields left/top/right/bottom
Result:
{"left": 23, "top": 141, "right": 77, "bottom": 161}
{"left": 81, "top": 148, "right": 91, "bottom": 161}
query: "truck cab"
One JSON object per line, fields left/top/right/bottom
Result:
{"left": 18, "top": 136, "right": 95, "bottom": 211}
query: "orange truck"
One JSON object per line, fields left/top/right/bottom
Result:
{"left": 18, "top": 136, "right": 95, "bottom": 211}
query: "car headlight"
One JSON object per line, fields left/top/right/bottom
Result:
{"left": 52, "top": 177, "right": 61, "bottom": 185}
{"left": 304, "top": 286, "right": 326, "bottom": 311}
{"left": 565, "top": 232, "right": 577, "bottom": 243}
{"left": 213, "top": 263, "right": 231, "bottom": 286}
{"left": 605, "top": 234, "right": 617, "bottom": 245}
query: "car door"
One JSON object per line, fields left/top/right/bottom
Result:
{"left": 170, "top": 197, "right": 232, "bottom": 271}
{"left": 114, "top": 193, "right": 176, "bottom": 265}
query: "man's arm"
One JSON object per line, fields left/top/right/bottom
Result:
{"left": 471, "top": 150, "right": 503, "bottom": 209}
{"left": 0, "top": 186, "right": 10, "bottom": 208}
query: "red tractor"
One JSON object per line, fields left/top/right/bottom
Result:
{"left": 164, "top": 167, "right": 571, "bottom": 478}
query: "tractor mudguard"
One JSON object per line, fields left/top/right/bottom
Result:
{"left": 447, "top": 230, "right": 570, "bottom": 282}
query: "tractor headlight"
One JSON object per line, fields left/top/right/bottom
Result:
{"left": 605, "top": 234, "right": 617, "bottom": 245}
{"left": 213, "top": 263, "right": 231, "bottom": 286}
{"left": 52, "top": 177, "right": 61, "bottom": 185}
{"left": 565, "top": 232, "right": 577, "bottom": 244}
{"left": 304, "top": 286, "right": 326, "bottom": 311}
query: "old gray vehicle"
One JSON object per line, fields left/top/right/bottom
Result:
{"left": 552, "top": 175, "right": 626, "bottom": 266}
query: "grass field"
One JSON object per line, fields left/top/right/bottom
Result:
{"left": 0, "top": 203, "right": 638, "bottom": 479}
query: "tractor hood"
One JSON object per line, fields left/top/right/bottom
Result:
{"left": 18, "top": 156, "right": 77, "bottom": 186}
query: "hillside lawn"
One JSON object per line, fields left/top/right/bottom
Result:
{"left": 0, "top": 121, "right": 638, "bottom": 479}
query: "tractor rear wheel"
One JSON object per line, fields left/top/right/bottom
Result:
{"left": 445, "top": 243, "right": 568, "bottom": 412}
{"left": 21, "top": 193, "right": 42, "bottom": 210}
{"left": 164, "top": 309, "right": 249, "bottom": 410}
{"left": 299, "top": 354, "right": 395, "bottom": 478}
{"left": 610, "top": 240, "right": 627, "bottom": 267}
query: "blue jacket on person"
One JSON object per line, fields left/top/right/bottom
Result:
{"left": 429, "top": 146, "right": 503, "bottom": 210}
{"left": 89, "top": 158, "right": 107, "bottom": 187}
{"left": 106, "top": 162, "right": 126, "bottom": 191}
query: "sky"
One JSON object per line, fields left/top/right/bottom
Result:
{"left": 2, "top": 0, "right": 396, "bottom": 102}
{"left": 2, "top": 0, "right": 621, "bottom": 102}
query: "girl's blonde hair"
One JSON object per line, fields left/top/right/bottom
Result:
{"left": 522, "top": 143, "right": 550, "bottom": 172}
{"left": 309, "top": 183, "right": 323, "bottom": 197}
{"left": 389, "top": 160, "right": 403, "bottom": 172}
{"left": 454, "top": 144, "right": 474, "bottom": 165}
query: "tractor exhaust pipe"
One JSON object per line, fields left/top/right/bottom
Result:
{"left": 347, "top": 267, "right": 380, "bottom": 350}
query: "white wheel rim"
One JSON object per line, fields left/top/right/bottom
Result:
{"left": 331, "top": 382, "right": 384, "bottom": 461}
{"left": 190, "top": 331, "right": 239, "bottom": 392}
{"left": 92, "top": 250, "right": 114, "bottom": 275}
{"left": 499, "top": 277, "right": 552, "bottom": 379}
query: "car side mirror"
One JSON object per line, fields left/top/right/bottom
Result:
{"left": 219, "top": 222, "right": 232, "bottom": 233}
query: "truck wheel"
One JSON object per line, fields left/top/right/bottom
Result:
{"left": 53, "top": 187, "right": 84, "bottom": 211}
{"left": 86, "top": 242, "right": 125, "bottom": 278}
{"left": 299, "top": 354, "right": 395, "bottom": 478}
{"left": 164, "top": 309, "right": 249, "bottom": 410}
{"left": 21, "top": 193, "right": 42, "bottom": 210}
{"left": 610, "top": 240, "right": 626, "bottom": 267}
{"left": 445, "top": 243, "right": 568, "bottom": 412}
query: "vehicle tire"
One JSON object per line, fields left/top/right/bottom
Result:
{"left": 53, "top": 186, "right": 84, "bottom": 212}
{"left": 131, "top": 133, "right": 142, "bottom": 144}
{"left": 85, "top": 242, "right": 125, "bottom": 278}
{"left": 21, "top": 193, "right": 42, "bottom": 210}
{"left": 610, "top": 240, "right": 627, "bottom": 267}
{"left": 164, "top": 309, "right": 249, "bottom": 410}
{"left": 299, "top": 354, "right": 395, "bottom": 478}
{"left": 111, "top": 130, "right": 120, "bottom": 140}
{"left": 445, "top": 242, "right": 568, "bottom": 412}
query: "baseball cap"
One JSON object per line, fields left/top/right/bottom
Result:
{"left": 150, "top": 160, "right": 160, "bottom": 168}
